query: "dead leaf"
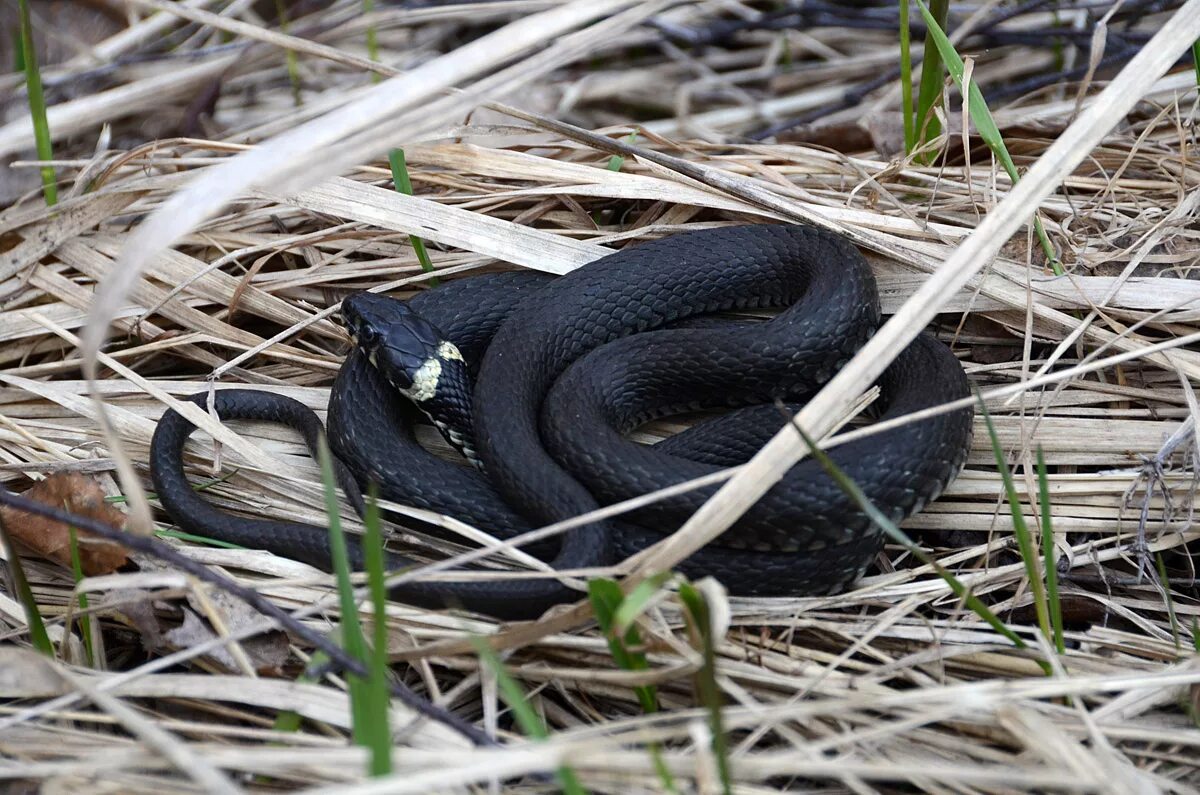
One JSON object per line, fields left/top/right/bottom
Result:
{"left": 164, "top": 608, "right": 290, "bottom": 675}
{"left": 0, "top": 473, "right": 129, "bottom": 575}
{"left": 0, "top": 646, "right": 66, "bottom": 698}
{"left": 182, "top": 583, "right": 291, "bottom": 675}
{"left": 107, "top": 588, "right": 168, "bottom": 652}
{"left": 102, "top": 577, "right": 291, "bottom": 674}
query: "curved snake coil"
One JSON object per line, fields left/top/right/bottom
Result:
{"left": 150, "top": 224, "right": 974, "bottom": 620}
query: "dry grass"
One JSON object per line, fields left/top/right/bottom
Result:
{"left": 2, "top": 0, "right": 1200, "bottom": 792}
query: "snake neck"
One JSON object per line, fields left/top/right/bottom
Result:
{"left": 409, "top": 343, "right": 483, "bottom": 469}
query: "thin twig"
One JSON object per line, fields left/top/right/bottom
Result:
{"left": 0, "top": 488, "right": 493, "bottom": 747}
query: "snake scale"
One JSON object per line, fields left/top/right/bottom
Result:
{"left": 150, "top": 224, "right": 974, "bottom": 620}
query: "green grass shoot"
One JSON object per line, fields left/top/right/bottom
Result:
{"left": 388, "top": 149, "right": 437, "bottom": 285}
{"left": 1193, "top": 40, "right": 1200, "bottom": 87}
{"left": 273, "top": 650, "right": 330, "bottom": 733}
{"left": 785, "top": 416, "right": 1034, "bottom": 657}
{"left": 605, "top": 132, "right": 638, "bottom": 172}
{"left": 979, "top": 402, "right": 1055, "bottom": 653}
{"left": 588, "top": 577, "right": 678, "bottom": 794}
{"left": 913, "top": 0, "right": 947, "bottom": 164}
{"left": 359, "top": 483, "right": 393, "bottom": 776}
{"left": 0, "top": 513, "right": 54, "bottom": 656}
{"left": 899, "top": 0, "right": 916, "bottom": 155}
{"left": 112, "top": 467, "right": 242, "bottom": 505}
{"left": 677, "top": 582, "right": 732, "bottom": 795}
{"left": 471, "top": 637, "right": 587, "bottom": 795}
{"left": 273, "top": 0, "right": 303, "bottom": 106}
{"left": 914, "top": 0, "right": 1060, "bottom": 272}
{"left": 1036, "top": 447, "right": 1064, "bottom": 654}
{"left": 154, "top": 528, "right": 247, "bottom": 549}
{"left": 611, "top": 571, "right": 675, "bottom": 635}
{"left": 364, "top": 0, "right": 381, "bottom": 81}
{"left": 1155, "top": 552, "right": 1183, "bottom": 653}
{"left": 130, "top": 472, "right": 255, "bottom": 548}
{"left": 588, "top": 579, "right": 658, "bottom": 712}
{"left": 317, "top": 436, "right": 392, "bottom": 776}
{"left": 1051, "top": 10, "right": 1066, "bottom": 74}
{"left": 67, "top": 524, "right": 96, "bottom": 667}
{"left": 16, "top": 0, "right": 57, "bottom": 206}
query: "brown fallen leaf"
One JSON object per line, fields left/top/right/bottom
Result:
{"left": 164, "top": 608, "right": 290, "bottom": 676}
{"left": 107, "top": 569, "right": 291, "bottom": 675}
{"left": 0, "top": 472, "right": 129, "bottom": 576}
{"left": 180, "top": 582, "right": 291, "bottom": 675}
{"left": 110, "top": 588, "right": 168, "bottom": 652}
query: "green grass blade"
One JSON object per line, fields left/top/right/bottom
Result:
{"left": 472, "top": 640, "right": 548, "bottom": 739}
{"left": 914, "top": 0, "right": 947, "bottom": 163}
{"left": 605, "top": 132, "right": 637, "bottom": 172}
{"left": 587, "top": 579, "right": 658, "bottom": 713}
{"left": 388, "top": 149, "right": 437, "bottom": 285}
{"left": 1156, "top": 552, "right": 1182, "bottom": 653}
{"left": 272, "top": 708, "right": 304, "bottom": 734}
{"left": 978, "top": 401, "right": 1053, "bottom": 652}
{"left": 115, "top": 468, "right": 242, "bottom": 506}
{"left": 273, "top": 651, "right": 328, "bottom": 732}
{"left": 272, "top": 0, "right": 302, "bottom": 106}
{"left": 0, "top": 512, "right": 54, "bottom": 656}
{"left": 364, "top": 0, "right": 380, "bottom": 77}
{"left": 154, "top": 528, "right": 247, "bottom": 549}
{"left": 899, "top": 0, "right": 916, "bottom": 155}
{"left": 360, "top": 483, "right": 393, "bottom": 775}
{"left": 1050, "top": 9, "right": 1065, "bottom": 72}
{"left": 471, "top": 638, "right": 587, "bottom": 795}
{"left": 316, "top": 437, "right": 390, "bottom": 772}
{"left": 612, "top": 571, "right": 674, "bottom": 635}
{"left": 914, "top": 0, "right": 1059, "bottom": 271}
{"left": 787, "top": 419, "right": 1032, "bottom": 653}
{"left": 316, "top": 436, "right": 368, "bottom": 729}
{"left": 1036, "top": 447, "right": 1064, "bottom": 653}
{"left": 66, "top": 524, "right": 96, "bottom": 667}
{"left": 1193, "top": 39, "right": 1200, "bottom": 87}
{"left": 16, "top": 0, "right": 56, "bottom": 206}
{"left": 677, "top": 582, "right": 732, "bottom": 795}
{"left": 587, "top": 578, "right": 677, "bottom": 793}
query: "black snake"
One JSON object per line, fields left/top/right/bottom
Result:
{"left": 150, "top": 224, "right": 974, "bottom": 619}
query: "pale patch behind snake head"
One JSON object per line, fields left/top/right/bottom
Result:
{"left": 341, "top": 292, "right": 466, "bottom": 403}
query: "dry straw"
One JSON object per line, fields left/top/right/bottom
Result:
{"left": 1, "top": 0, "right": 1199, "bottom": 790}
{"left": 635, "top": 0, "right": 1200, "bottom": 579}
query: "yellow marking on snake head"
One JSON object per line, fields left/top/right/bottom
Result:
{"left": 437, "top": 341, "right": 463, "bottom": 362}
{"left": 400, "top": 357, "right": 442, "bottom": 403}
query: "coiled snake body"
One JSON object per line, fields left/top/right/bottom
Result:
{"left": 151, "top": 225, "right": 974, "bottom": 619}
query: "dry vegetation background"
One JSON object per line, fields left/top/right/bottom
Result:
{"left": 1, "top": 0, "right": 1200, "bottom": 792}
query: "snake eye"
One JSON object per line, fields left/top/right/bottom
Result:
{"left": 354, "top": 323, "right": 384, "bottom": 351}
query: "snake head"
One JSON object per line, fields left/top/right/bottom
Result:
{"left": 341, "top": 292, "right": 466, "bottom": 404}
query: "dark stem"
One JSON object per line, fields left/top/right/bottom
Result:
{"left": 0, "top": 488, "right": 493, "bottom": 747}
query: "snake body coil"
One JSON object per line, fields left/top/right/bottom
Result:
{"left": 151, "top": 224, "right": 974, "bottom": 619}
